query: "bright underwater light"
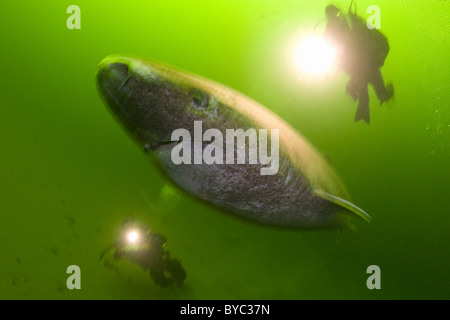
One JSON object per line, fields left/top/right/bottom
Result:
{"left": 294, "top": 36, "right": 336, "bottom": 76}
{"left": 126, "top": 229, "right": 140, "bottom": 244}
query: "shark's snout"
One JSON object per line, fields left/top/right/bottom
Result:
{"left": 96, "top": 55, "right": 181, "bottom": 150}
{"left": 96, "top": 57, "right": 146, "bottom": 145}
{"left": 97, "top": 58, "right": 132, "bottom": 98}
{"left": 109, "top": 62, "right": 129, "bottom": 81}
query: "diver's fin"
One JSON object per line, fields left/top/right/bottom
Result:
{"left": 355, "top": 104, "right": 370, "bottom": 124}
{"left": 380, "top": 83, "right": 394, "bottom": 105}
{"left": 314, "top": 189, "right": 371, "bottom": 223}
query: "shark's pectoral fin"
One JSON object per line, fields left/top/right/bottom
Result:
{"left": 314, "top": 189, "right": 371, "bottom": 223}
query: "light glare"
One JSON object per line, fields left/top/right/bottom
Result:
{"left": 126, "top": 230, "right": 139, "bottom": 243}
{"left": 294, "top": 37, "right": 336, "bottom": 76}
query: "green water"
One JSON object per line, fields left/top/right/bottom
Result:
{"left": 0, "top": 0, "right": 448, "bottom": 299}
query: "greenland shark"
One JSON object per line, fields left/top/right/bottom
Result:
{"left": 96, "top": 55, "right": 370, "bottom": 229}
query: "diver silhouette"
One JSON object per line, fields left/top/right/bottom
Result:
{"left": 324, "top": 4, "right": 394, "bottom": 123}
{"left": 101, "top": 218, "right": 187, "bottom": 288}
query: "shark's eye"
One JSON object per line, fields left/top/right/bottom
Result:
{"left": 190, "top": 89, "right": 208, "bottom": 108}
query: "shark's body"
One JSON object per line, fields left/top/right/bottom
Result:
{"left": 96, "top": 55, "right": 370, "bottom": 229}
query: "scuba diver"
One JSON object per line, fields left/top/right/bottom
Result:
{"left": 100, "top": 218, "right": 186, "bottom": 288}
{"left": 324, "top": 4, "right": 394, "bottom": 123}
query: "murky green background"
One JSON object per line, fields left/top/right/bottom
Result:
{"left": 0, "top": 0, "right": 448, "bottom": 299}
